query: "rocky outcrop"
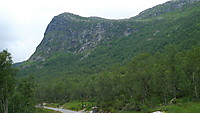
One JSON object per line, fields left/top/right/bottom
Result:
{"left": 29, "top": 13, "right": 138, "bottom": 62}
{"left": 132, "top": 0, "right": 200, "bottom": 19}
{"left": 29, "top": 0, "right": 200, "bottom": 62}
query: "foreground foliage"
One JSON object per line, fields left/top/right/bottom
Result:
{"left": 0, "top": 50, "right": 36, "bottom": 113}
{"left": 0, "top": 50, "right": 14, "bottom": 113}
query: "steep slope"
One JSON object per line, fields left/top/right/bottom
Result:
{"left": 29, "top": 13, "right": 137, "bottom": 62}
{"left": 18, "top": 0, "right": 200, "bottom": 78}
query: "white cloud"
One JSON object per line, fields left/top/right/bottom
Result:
{"left": 0, "top": 0, "right": 169, "bottom": 62}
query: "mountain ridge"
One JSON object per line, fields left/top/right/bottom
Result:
{"left": 15, "top": 1, "right": 200, "bottom": 112}
{"left": 132, "top": 0, "right": 200, "bottom": 19}
{"left": 29, "top": 13, "right": 136, "bottom": 62}
{"left": 28, "top": 0, "right": 200, "bottom": 63}
{"left": 18, "top": 0, "right": 200, "bottom": 77}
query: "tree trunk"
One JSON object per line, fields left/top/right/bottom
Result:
{"left": 192, "top": 73, "right": 199, "bottom": 98}
{"left": 3, "top": 84, "right": 9, "bottom": 113}
{"left": 4, "top": 98, "right": 8, "bottom": 113}
{"left": 163, "top": 92, "right": 167, "bottom": 104}
{"left": 173, "top": 82, "right": 177, "bottom": 98}
{"left": 172, "top": 65, "right": 177, "bottom": 98}
{"left": 12, "top": 98, "right": 15, "bottom": 113}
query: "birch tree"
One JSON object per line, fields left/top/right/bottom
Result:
{"left": 0, "top": 50, "right": 14, "bottom": 113}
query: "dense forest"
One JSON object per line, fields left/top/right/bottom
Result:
{"left": 1, "top": 43, "right": 200, "bottom": 112}
{"left": 34, "top": 44, "right": 200, "bottom": 112}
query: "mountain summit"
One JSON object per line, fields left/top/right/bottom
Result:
{"left": 29, "top": 13, "right": 137, "bottom": 62}
{"left": 29, "top": 0, "right": 200, "bottom": 62}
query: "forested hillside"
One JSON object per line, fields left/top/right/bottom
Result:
{"left": 14, "top": 0, "right": 200, "bottom": 112}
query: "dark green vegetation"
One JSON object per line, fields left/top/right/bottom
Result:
{"left": 40, "top": 45, "right": 200, "bottom": 112}
{"left": 15, "top": 0, "right": 200, "bottom": 112}
{"left": 0, "top": 50, "right": 36, "bottom": 113}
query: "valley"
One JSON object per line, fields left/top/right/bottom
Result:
{"left": 1, "top": 0, "right": 200, "bottom": 113}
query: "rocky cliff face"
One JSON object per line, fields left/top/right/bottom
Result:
{"left": 29, "top": 13, "right": 138, "bottom": 62}
{"left": 29, "top": 0, "right": 200, "bottom": 62}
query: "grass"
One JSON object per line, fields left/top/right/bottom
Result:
{"left": 45, "top": 103, "right": 60, "bottom": 108}
{"left": 45, "top": 101, "right": 96, "bottom": 111}
{"left": 44, "top": 101, "right": 200, "bottom": 113}
{"left": 151, "top": 102, "right": 200, "bottom": 113}
{"left": 35, "top": 108, "right": 61, "bottom": 113}
{"left": 62, "top": 101, "right": 95, "bottom": 111}
{"left": 161, "top": 102, "right": 200, "bottom": 113}
{"left": 120, "top": 101, "right": 200, "bottom": 113}
{"left": 120, "top": 111, "right": 141, "bottom": 113}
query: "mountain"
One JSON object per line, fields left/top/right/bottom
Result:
{"left": 133, "top": 0, "right": 200, "bottom": 19}
{"left": 28, "top": 0, "right": 200, "bottom": 63}
{"left": 28, "top": 13, "right": 135, "bottom": 62}
{"left": 17, "top": 0, "right": 200, "bottom": 78}
{"left": 15, "top": 0, "right": 200, "bottom": 112}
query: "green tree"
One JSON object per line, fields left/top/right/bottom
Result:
{"left": 0, "top": 50, "right": 15, "bottom": 113}
{"left": 165, "top": 45, "right": 180, "bottom": 98}
{"left": 183, "top": 46, "right": 200, "bottom": 98}
{"left": 125, "top": 53, "right": 153, "bottom": 110}
{"left": 152, "top": 52, "right": 172, "bottom": 104}
{"left": 17, "top": 76, "right": 36, "bottom": 113}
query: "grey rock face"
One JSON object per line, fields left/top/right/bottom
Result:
{"left": 29, "top": 13, "right": 137, "bottom": 62}
{"left": 29, "top": 0, "right": 200, "bottom": 62}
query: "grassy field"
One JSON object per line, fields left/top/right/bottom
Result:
{"left": 63, "top": 101, "right": 95, "bottom": 111}
{"left": 46, "top": 101, "right": 95, "bottom": 111}
{"left": 159, "top": 102, "right": 200, "bottom": 113}
{"left": 45, "top": 103, "right": 60, "bottom": 108}
{"left": 120, "top": 102, "right": 200, "bottom": 113}
{"left": 120, "top": 111, "right": 141, "bottom": 113}
{"left": 44, "top": 101, "right": 200, "bottom": 113}
{"left": 35, "top": 108, "right": 61, "bottom": 113}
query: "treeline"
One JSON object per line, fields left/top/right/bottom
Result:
{"left": 36, "top": 45, "right": 200, "bottom": 112}
{"left": 0, "top": 50, "right": 36, "bottom": 113}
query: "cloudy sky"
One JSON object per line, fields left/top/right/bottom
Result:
{"left": 0, "top": 0, "right": 169, "bottom": 63}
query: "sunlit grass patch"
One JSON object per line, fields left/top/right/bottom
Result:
{"left": 152, "top": 102, "right": 200, "bottom": 113}
{"left": 35, "top": 108, "right": 61, "bottom": 113}
{"left": 62, "top": 101, "right": 96, "bottom": 111}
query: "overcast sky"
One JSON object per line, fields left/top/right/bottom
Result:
{"left": 0, "top": 0, "right": 169, "bottom": 63}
